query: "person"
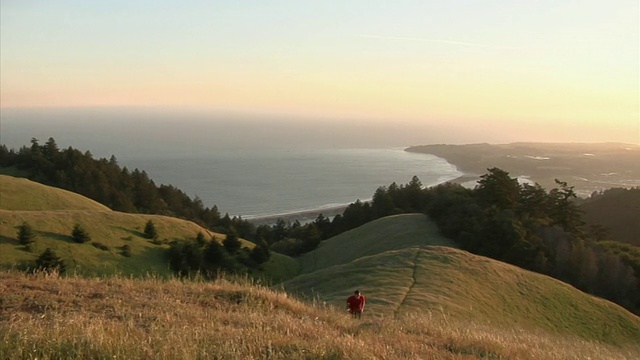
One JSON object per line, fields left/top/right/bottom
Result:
{"left": 346, "top": 290, "right": 366, "bottom": 319}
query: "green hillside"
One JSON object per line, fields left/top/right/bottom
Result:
{"left": 286, "top": 246, "right": 640, "bottom": 345}
{"left": 286, "top": 214, "right": 640, "bottom": 345}
{"left": 0, "top": 175, "right": 110, "bottom": 211}
{"left": 298, "top": 213, "right": 458, "bottom": 274}
{"left": 0, "top": 175, "right": 295, "bottom": 280}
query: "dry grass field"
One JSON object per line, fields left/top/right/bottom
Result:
{"left": 2, "top": 270, "right": 639, "bottom": 360}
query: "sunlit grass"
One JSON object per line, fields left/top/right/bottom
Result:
{"left": 2, "top": 270, "right": 638, "bottom": 360}
{"left": 0, "top": 174, "right": 109, "bottom": 211}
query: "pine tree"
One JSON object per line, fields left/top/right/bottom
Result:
{"left": 223, "top": 231, "right": 241, "bottom": 254}
{"left": 17, "top": 222, "right": 36, "bottom": 246}
{"left": 35, "top": 248, "right": 66, "bottom": 274}
{"left": 144, "top": 220, "right": 159, "bottom": 240}
{"left": 250, "top": 239, "right": 271, "bottom": 265}
{"left": 71, "top": 224, "right": 91, "bottom": 243}
{"left": 195, "top": 231, "right": 207, "bottom": 247}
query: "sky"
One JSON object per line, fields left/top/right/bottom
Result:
{"left": 1, "top": 1, "right": 639, "bottom": 144}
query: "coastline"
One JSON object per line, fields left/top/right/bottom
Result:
{"left": 247, "top": 173, "right": 480, "bottom": 226}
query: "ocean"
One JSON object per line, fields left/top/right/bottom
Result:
{"left": 1, "top": 108, "right": 462, "bottom": 219}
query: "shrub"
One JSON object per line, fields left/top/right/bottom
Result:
{"left": 35, "top": 248, "right": 66, "bottom": 274}
{"left": 121, "top": 244, "right": 132, "bottom": 257}
{"left": 71, "top": 224, "right": 91, "bottom": 243}
{"left": 144, "top": 220, "right": 159, "bottom": 240}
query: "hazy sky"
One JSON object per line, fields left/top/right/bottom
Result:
{"left": 1, "top": 1, "right": 639, "bottom": 143}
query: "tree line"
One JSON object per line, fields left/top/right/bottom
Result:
{"left": 0, "top": 138, "right": 253, "bottom": 236}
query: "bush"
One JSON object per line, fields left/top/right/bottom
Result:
{"left": 144, "top": 220, "right": 159, "bottom": 240}
{"left": 35, "top": 248, "right": 66, "bottom": 274}
{"left": 71, "top": 224, "right": 91, "bottom": 243}
{"left": 121, "top": 244, "right": 132, "bottom": 257}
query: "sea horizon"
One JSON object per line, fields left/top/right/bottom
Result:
{"left": 1, "top": 110, "right": 463, "bottom": 219}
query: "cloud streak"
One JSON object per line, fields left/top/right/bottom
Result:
{"left": 353, "top": 34, "right": 521, "bottom": 50}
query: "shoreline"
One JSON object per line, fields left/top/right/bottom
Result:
{"left": 247, "top": 173, "right": 480, "bottom": 226}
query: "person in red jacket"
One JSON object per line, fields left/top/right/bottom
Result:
{"left": 346, "top": 290, "right": 366, "bottom": 319}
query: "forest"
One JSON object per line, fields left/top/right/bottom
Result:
{"left": 1, "top": 138, "right": 638, "bottom": 314}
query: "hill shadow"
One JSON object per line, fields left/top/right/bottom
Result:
{"left": 0, "top": 234, "right": 19, "bottom": 246}
{"left": 36, "top": 231, "right": 74, "bottom": 243}
{"left": 112, "top": 226, "right": 145, "bottom": 240}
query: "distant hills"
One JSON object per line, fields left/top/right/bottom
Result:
{"left": 406, "top": 142, "right": 640, "bottom": 196}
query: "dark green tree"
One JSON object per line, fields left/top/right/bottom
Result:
{"left": 476, "top": 167, "right": 521, "bottom": 210}
{"left": 195, "top": 231, "right": 207, "bottom": 247}
{"left": 371, "top": 186, "right": 395, "bottom": 218}
{"left": 204, "top": 239, "right": 225, "bottom": 265}
{"left": 144, "top": 220, "right": 159, "bottom": 240}
{"left": 35, "top": 248, "right": 66, "bottom": 274}
{"left": 71, "top": 224, "right": 91, "bottom": 243}
{"left": 250, "top": 239, "right": 271, "bottom": 265}
{"left": 17, "top": 222, "right": 36, "bottom": 246}
{"left": 548, "top": 179, "right": 584, "bottom": 233}
{"left": 223, "top": 231, "right": 241, "bottom": 254}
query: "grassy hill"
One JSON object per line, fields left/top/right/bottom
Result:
{"left": 3, "top": 175, "right": 640, "bottom": 357}
{"left": 285, "top": 246, "right": 640, "bottom": 345}
{"left": 0, "top": 175, "right": 110, "bottom": 211}
{"left": 298, "top": 213, "right": 458, "bottom": 274}
{"left": 0, "top": 175, "right": 296, "bottom": 280}
{"left": 285, "top": 214, "right": 640, "bottom": 346}
{"left": 2, "top": 271, "right": 638, "bottom": 360}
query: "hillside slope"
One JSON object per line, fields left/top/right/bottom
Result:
{"left": 0, "top": 209, "right": 219, "bottom": 276}
{"left": 0, "top": 175, "right": 110, "bottom": 211}
{"left": 298, "top": 213, "right": 457, "bottom": 274}
{"left": 286, "top": 246, "right": 640, "bottom": 346}
{"left": 0, "top": 175, "right": 296, "bottom": 280}
{"left": 2, "top": 271, "right": 638, "bottom": 360}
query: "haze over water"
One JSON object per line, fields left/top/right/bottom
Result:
{"left": 1, "top": 109, "right": 462, "bottom": 218}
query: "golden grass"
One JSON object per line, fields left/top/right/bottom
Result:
{"left": 0, "top": 175, "right": 110, "bottom": 211}
{"left": 2, "top": 270, "right": 638, "bottom": 360}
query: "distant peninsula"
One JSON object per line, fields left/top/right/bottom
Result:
{"left": 406, "top": 142, "right": 640, "bottom": 196}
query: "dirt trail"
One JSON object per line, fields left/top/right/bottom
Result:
{"left": 394, "top": 248, "right": 420, "bottom": 318}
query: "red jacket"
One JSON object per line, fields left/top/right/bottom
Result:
{"left": 347, "top": 294, "right": 366, "bottom": 312}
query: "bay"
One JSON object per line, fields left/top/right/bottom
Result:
{"left": 1, "top": 108, "right": 463, "bottom": 219}
{"left": 123, "top": 148, "right": 462, "bottom": 219}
